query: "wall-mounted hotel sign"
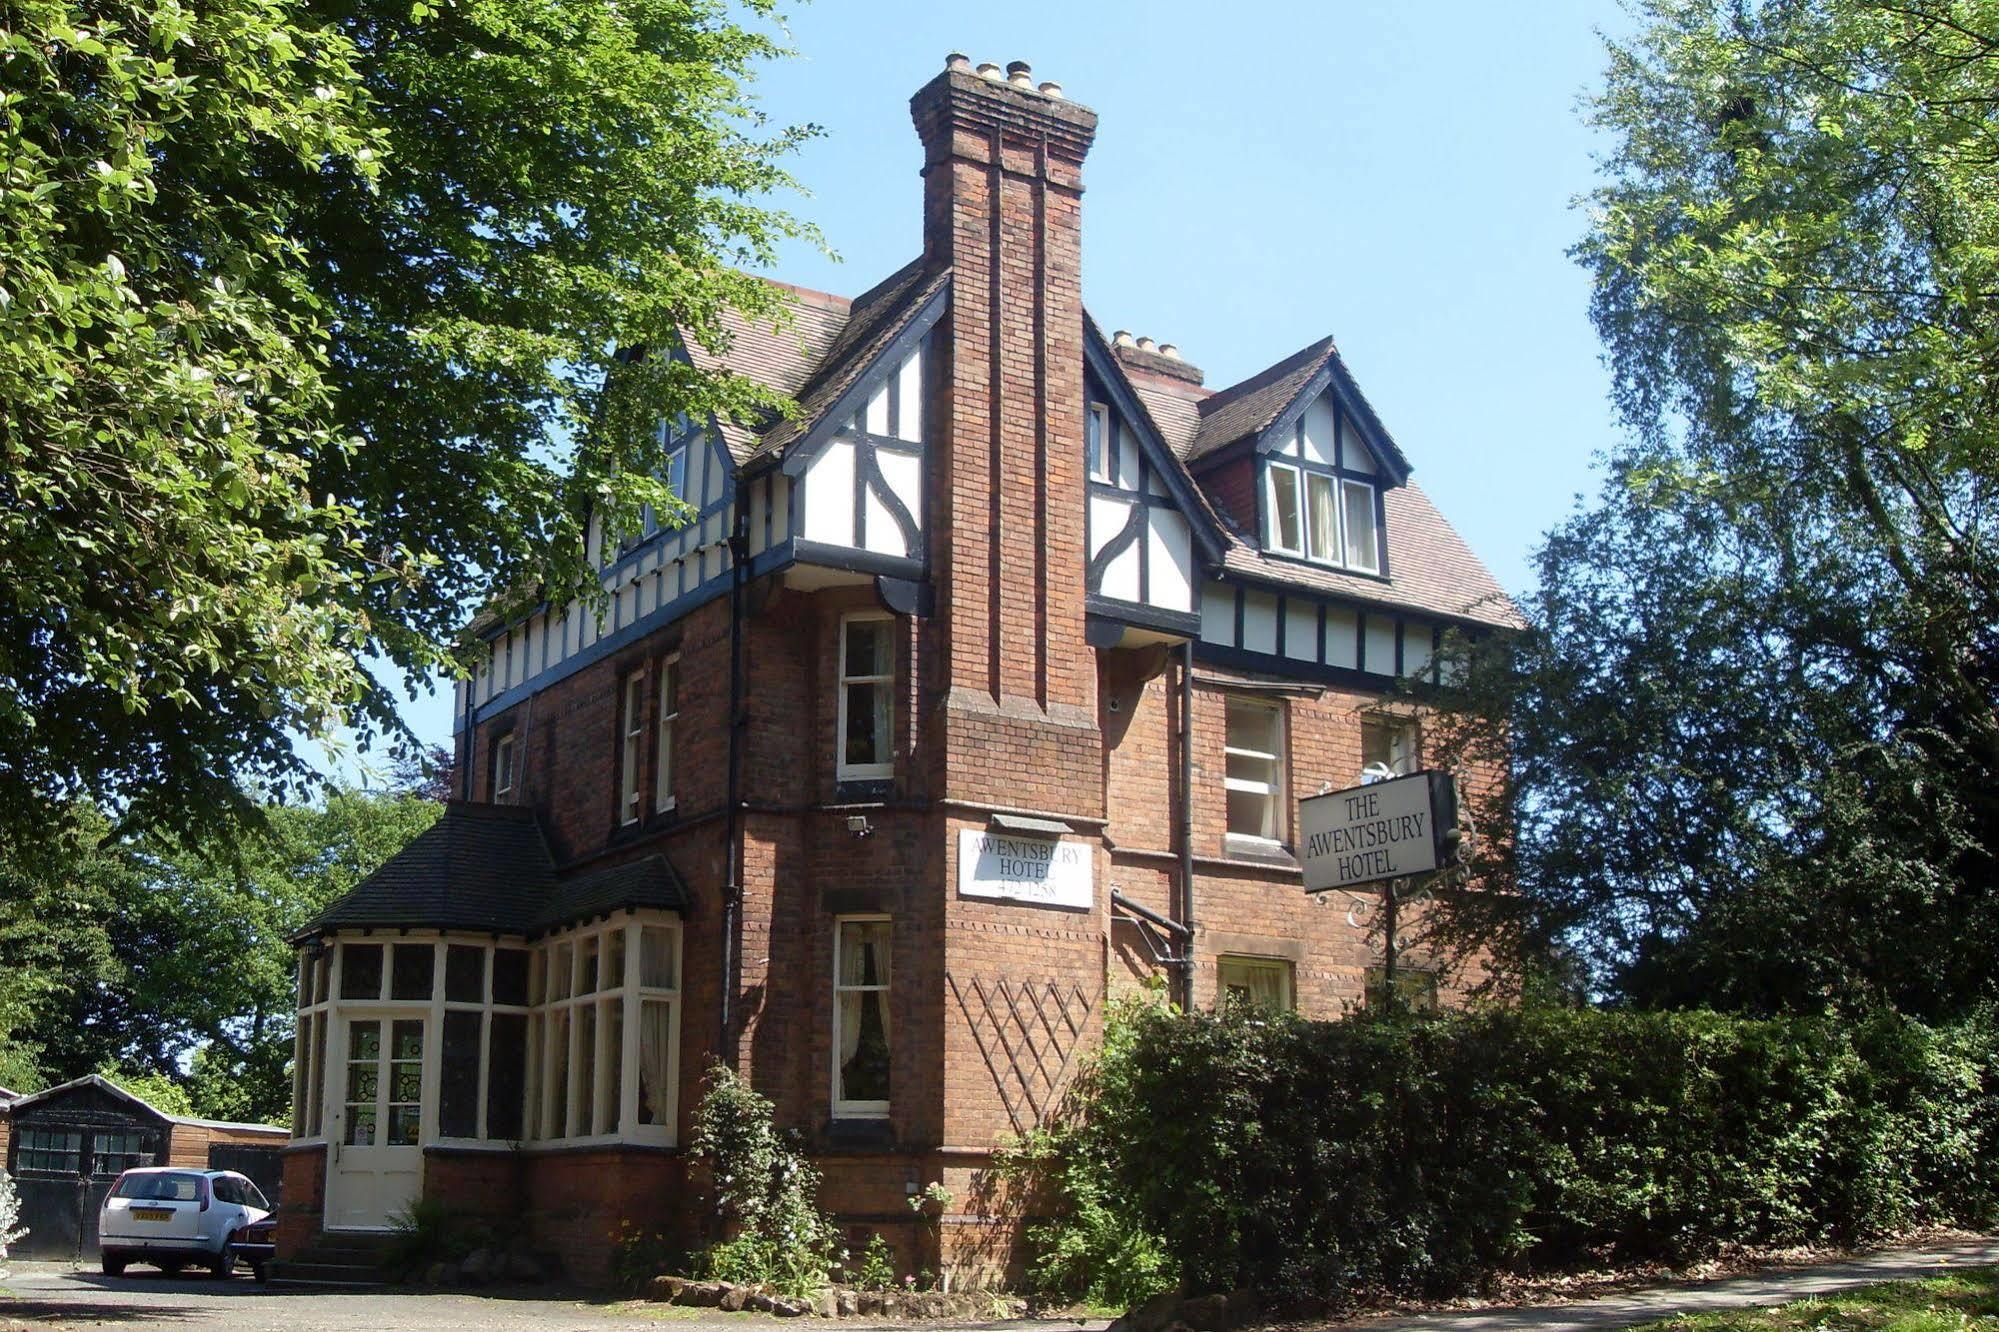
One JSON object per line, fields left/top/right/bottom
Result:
{"left": 957, "top": 822, "right": 1093, "bottom": 911}
{"left": 1299, "top": 770, "right": 1459, "bottom": 894}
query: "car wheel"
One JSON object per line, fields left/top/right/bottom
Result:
{"left": 158, "top": 1260, "right": 186, "bottom": 1276}
{"left": 210, "top": 1238, "right": 237, "bottom": 1279}
{"left": 101, "top": 1252, "right": 127, "bottom": 1277}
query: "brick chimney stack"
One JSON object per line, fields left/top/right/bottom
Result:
{"left": 910, "top": 55, "right": 1102, "bottom": 816}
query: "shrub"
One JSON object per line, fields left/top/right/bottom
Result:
{"left": 843, "top": 1233, "right": 897, "bottom": 1292}
{"left": 1047, "top": 1003, "right": 1999, "bottom": 1302}
{"left": 0, "top": 1168, "right": 26, "bottom": 1260}
{"left": 690, "top": 1063, "right": 838, "bottom": 1296}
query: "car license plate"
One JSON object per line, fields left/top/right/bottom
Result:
{"left": 132, "top": 1207, "right": 173, "bottom": 1222}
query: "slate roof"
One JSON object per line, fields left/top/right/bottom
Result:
{"left": 298, "top": 804, "right": 694, "bottom": 939}
{"left": 1185, "top": 337, "right": 1412, "bottom": 481}
{"left": 532, "top": 855, "right": 690, "bottom": 932}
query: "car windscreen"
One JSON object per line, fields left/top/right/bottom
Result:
{"left": 113, "top": 1172, "right": 204, "bottom": 1201}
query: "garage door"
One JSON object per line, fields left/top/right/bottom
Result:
{"left": 10, "top": 1125, "right": 163, "bottom": 1260}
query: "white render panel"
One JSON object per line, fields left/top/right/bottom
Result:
{"left": 1115, "top": 427, "right": 1142, "bottom": 491}
{"left": 863, "top": 486, "right": 902, "bottom": 557}
{"left": 1340, "top": 418, "right": 1377, "bottom": 474}
{"left": 746, "top": 477, "right": 769, "bottom": 555}
{"left": 897, "top": 347, "right": 924, "bottom": 443}
{"left": 865, "top": 378, "right": 890, "bottom": 437}
{"left": 1101, "top": 537, "right": 1141, "bottom": 602}
{"left": 1403, "top": 620, "right": 1434, "bottom": 678}
{"left": 1089, "top": 494, "right": 1133, "bottom": 560}
{"left": 1146, "top": 508, "right": 1193, "bottom": 612}
{"left": 1325, "top": 607, "right": 1359, "bottom": 670}
{"left": 1242, "top": 590, "right": 1279, "bottom": 656}
{"left": 1365, "top": 616, "right": 1398, "bottom": 675}
{"left": 1284, "top": 600, "right": 1317, "bottom": 662}
{"left": 1200, "top": 581, "right": 1235, "bottom": 645}
{"left": 1302, "top": 394, "right": 1337, "bottom": 467}
{"left": 877, "top": 451, "right": 922, "bottom": 537}
{"left": 802, "top": 439, "right": 857, "bottom": 546}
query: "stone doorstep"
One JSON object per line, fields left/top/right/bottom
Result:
{"left": 644, "top": 1275, "right": 1028, "bottom": 1321}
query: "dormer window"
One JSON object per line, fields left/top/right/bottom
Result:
{"left": 1262, "top": 397, "right": 1382, "bottom": 575}
{"left": 1087, "top": 401, "right": 1114, "bottom": 484}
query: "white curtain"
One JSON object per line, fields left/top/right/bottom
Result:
{"left": 638, "top": 1000, "right": 671, "bottom": 1125}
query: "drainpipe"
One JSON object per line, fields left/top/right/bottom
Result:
{"left": 1178, "top": 638, "right": 1196, "bottom": 1009}
{"left": 720, "top": 506, "right": 750, "bottom": 1061}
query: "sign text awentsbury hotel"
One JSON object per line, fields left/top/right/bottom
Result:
{"left": 1298, "top": 770, "right": 1448, "bottom": 893}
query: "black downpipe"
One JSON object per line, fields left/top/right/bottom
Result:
{"left": 1178, "top": 638, "right": 1196, "bottom": 1009}
{"left": 720, "top": 510, "right": 750, "bottom": 1059}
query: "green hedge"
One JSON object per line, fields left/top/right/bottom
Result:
{"left": 1064, "top": 1004, "right": 1999, "bottom": 1299}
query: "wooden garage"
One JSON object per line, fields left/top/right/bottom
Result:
{"left": 1, "top": 1076, "right": 288, "bottom": 1261}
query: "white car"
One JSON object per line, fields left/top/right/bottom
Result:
{"left": 98, "top": 1167, "right": 272, "bottom": 1278}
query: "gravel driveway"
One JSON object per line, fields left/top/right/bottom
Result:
{"left": 0, "top": 1262, "right": 1107, "bottom": 1332}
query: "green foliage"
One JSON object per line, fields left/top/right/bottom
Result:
{"left": 612, "top": 1220, "right": 682, "bottom": 1291}
{"left": 1624, "top": 1268, "right": 1999, "bottom": 1332}
{"left": 1427, "top": 0, "right": 1999, "bottom": 1015}
{"left": 689, "top": 1064, "right": 838, "bottom": 1297}
{"left": 0, "top": 0, "right": 816, "bottom": 854}
{"left": 0, "top": 787, "right": 441, "bottom": 1121}
{"left": 98, "top": 1065, "right": 193, "bottom": 1118}
{"left": 0, "top": 1168, "right": 26, "bottom": 1258}
{"left": 1062, "top": 1003, "right": 1999, "bottom": 1301}
{"left": 842, "top": 1233, "right": 897, "bottom": 1293}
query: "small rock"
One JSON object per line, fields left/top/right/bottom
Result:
{"left": 857, "top": 1291, "right": 885, "bottom": 1316}
{"left": 811, "top": 1289, "right": 839, "bottom": 1317}
{"left": 747, "top": 1291, "right": 780, "bottom": 1313}
{"left": 459, "top": 1248, "right": 495, "bottom": 1285}
{"left": 677, "top": 1280, "right": 725, "bottom": 1307}
{"left": 1180, "top": 1293, "right": 1230, "bottom": 1331}
{"left": 774, "top": 1297, "right": 810, "bottom": 1317}
{"left": 504, "top": 1250, "right": 545, "bottom": 1283}
{"left": 720, "top": 1283, "right": 750, "bottom": 1312}
{"left": 836, "top": 1290, "right": 859, "bottom": 1316}
{"left": 648, "top": 1274, "right": 687, "bottom": 1302}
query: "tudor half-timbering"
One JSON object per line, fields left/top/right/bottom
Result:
{"left": 281, "top": 56, "right": 1520, "bottom": 1283}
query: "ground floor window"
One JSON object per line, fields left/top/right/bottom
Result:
{"left": 1217, "top": 956, "right": 1295, "bottom": 1013}
{"left": 833, "top": 917, "right": 891, "bottom": 1117}
{"left": 528, "top": 915, "right": 681, "bottom": 1145}
{"left": 1364, "top": 965, "right": 1439, "bottom": 1011}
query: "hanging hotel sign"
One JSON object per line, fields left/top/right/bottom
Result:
{"left": 1299, "top": 770, "right": 1458, "bottom": 894}
{"left": 957, "top": 828, "right": 1093, "bottom": 911}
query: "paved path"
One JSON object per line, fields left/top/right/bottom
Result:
{"left": 0, "top": 1262, "right": 1106, "bottom": 1332}
{"left": 1357, "top": 1236, "right": 1999, "bottom": 1332}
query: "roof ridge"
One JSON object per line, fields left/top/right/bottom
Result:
{"left": 1197, "top": 335, "right": 1335, "bottom": 417}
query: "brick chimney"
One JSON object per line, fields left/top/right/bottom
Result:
{"left": 910, "top": 56, "right": 1102, "bottom": 815}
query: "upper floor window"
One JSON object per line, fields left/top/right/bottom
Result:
{"left": 1360, "top": 715, "right": 1419, "bottom": 782}
{"left": 1224, "top": 697, "right": 1285, "bottom": 844}
{"left": 1218, "top": 956, "right": 1295, "bottom": 1013}
{"left": 1262, "top": 401, "right": 1382, "bottom": 575}
{"left": 654, "top": 655, "right": 679, "bottom": 813}
{"left": 491, "top": 732, "right": 515, "bottom": 803}
{"left": 1087, "top": 401, "right": 1113, "bottom": 484}
{"left": 619, "top": 672, "right": 645, "bottom": 825}
{"left": 838, "top": 615, "right": 894, "bottom": 781}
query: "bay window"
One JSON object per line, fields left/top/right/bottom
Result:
{"left": 530, "top": 916, "right": 681, "bottom": 1145}
{"left": 833, "top": 917, "right": 891, "bottom": 1117}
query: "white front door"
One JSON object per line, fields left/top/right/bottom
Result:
{"left": 325, "top": 1014, "right": 425, "bottom": 1230}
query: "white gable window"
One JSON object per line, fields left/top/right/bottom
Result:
{"left": 1261, "top": 403, "right": 1384, "bottom": 574}
{"left": 1087, "top": 401, "right": 1113, "bottom": 484}
{"left": 838, "top": 614, "right": 894, "bottom": 781}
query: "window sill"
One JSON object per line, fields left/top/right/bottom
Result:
{"left": 1223, "top": 835, "right": 1299, "bottom": 868}
{"left": 833, "top": 777, "right": 893, "bottom": 802}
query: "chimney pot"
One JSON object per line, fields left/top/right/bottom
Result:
{"left": 1113, "top": 329, "right": 1135, "bottom": 348}
{"left": 1038, "top": 81, "right": 1063, "bottom": 99}
{"left": 1136, "top": 335, "right": 1158, "bottom": 353}
{"left": 1160, "top": 343, "right": 1181, "bottom": 360}
{"left": 1007, "top": 60, "right": 1033, "bottom": 87}
{"left": 975, "top": 61, "right": 1003, "bottom": 80}
{"left": 946, "top": 52, "right": 971, "bottom": 72}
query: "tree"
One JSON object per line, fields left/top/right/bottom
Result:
{"left": 0, "top": 789, "right": 442, "bottom": 1122}
{"left": 1428, "top": 0, "right": 1999, "bottom": 1016}
{"left": 1, "top": 0, "right": 814, "bottom": 850}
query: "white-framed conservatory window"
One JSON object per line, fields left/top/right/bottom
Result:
{"left": 837, "top": 615, "right": 894, "bottom": 781}
{"left": 1218, "top": 956, "right": 1295, "bottom": 1013}
{"left": 832, "top": 917, "right": 892, "bottom": 1118}
{"left": 530, "top": 916, "right": 681, "bottom": 1146}
{"left": 655, "top": 655, "right": 679, "bottom": 813}
{"left": 1224, "top": 697, "right": 1285, "bottom": 844}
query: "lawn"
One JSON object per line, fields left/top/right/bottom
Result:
{"left": 1633, "top": 1269, "right": 1999, "bottom": 1332}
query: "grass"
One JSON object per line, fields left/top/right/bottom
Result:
{"left": 1631, "top": 1268, "right": 1999, "bottom": 1332}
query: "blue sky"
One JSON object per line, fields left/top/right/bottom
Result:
{"left": 353, "top": 0, "right": 1629, "bottom": 775}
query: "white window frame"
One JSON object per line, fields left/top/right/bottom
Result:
{"left": 1341, "top": 478, "right": 1380, "bottom": 573}
{"left": 532, "top": 916, "right": 682, "bottom": 1147}
{"left": 1087, "top": 401, "right": 1113, "bottom": 485}
{"left": 491, "top": 732, "right": 515, "bottom": 803}
{"left": 1217, "top": 955, "right": 1296, "bottom": 1013}
{"left": 1223, "top": 697, "right": 1285, "bottom": 846}
{"left": 292, "top": 947, "right": 333, "bottom": 1142}
{"left": 618, "top": 671, "right": 645, "bottom": 825}
{"left": 1265, "top": 460, "right": 1304, "bottom": 556}
{"left": 836, "top": 614, "right": 895, "bottom": 782}
{"left": 831, "top": 915, "right": 892, "bottom": 1119}
{"left": 654, "top": 655, "right": 679, "bottom": 813}
{"left": 1360, "top": 714, "right": 1419, "bottom": 782}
